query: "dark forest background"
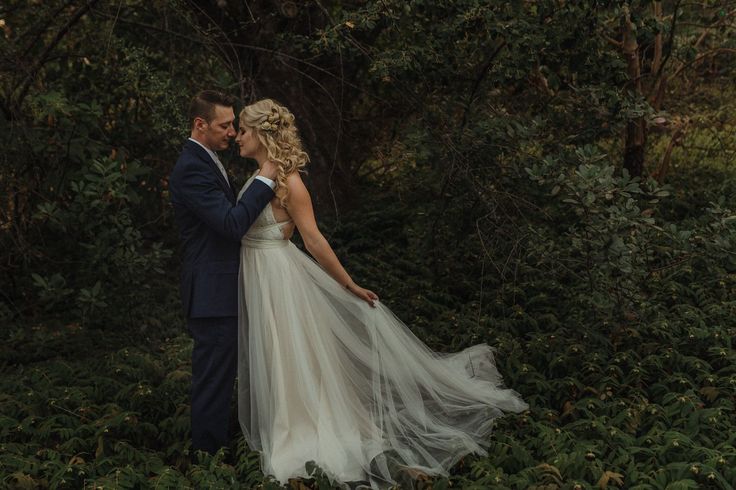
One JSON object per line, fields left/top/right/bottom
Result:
{"left": 1, "top": 1, "right": 735, "bottom": 488}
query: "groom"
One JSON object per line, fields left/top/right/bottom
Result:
{"left": 169, "top": 90, "right": 277, "bottom": 455}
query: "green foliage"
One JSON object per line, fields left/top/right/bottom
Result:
{"left": 321, "top": 161, "right": 736, "bottom": 490}
{"left": 1, "top": 0, "right": 736, "bottom": 488}
{"left": 30, "top": 157, "right": 173, "bottom": 328}
{"left": 0, "top": 0, "right": 212, "bottom": 326}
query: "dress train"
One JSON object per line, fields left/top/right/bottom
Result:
{"left": 236, "top": 175, "right": 528, "bottom": 488}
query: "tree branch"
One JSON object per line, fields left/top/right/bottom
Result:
{"left": 18, "top": 1, "right": 77, "bottom": 60}
{"left": 11, "top": 0, "right": 101, "bottom": 111}
{"left": 460, "top": 40, "right": 508, "bottom": 131}
{"left": 671, "top": 47, "right": 736, "bottom": 79}
{"left": 647, "top": 0, "right": 682, "bottom": 104}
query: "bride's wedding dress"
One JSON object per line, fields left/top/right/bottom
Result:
{"left": 236, "top": 174, "right": 528, "bottom": 488}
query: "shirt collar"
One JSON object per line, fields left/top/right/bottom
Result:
{"left": 188, "top": 137, "right": 221, "bottom": 165}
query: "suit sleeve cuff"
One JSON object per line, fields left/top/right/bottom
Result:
{"left": 254, "top": 175, "right": 276, "bottom": 190}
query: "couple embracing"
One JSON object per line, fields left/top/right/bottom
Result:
{"left": 169, "top": 90, "right": 528, "bottom": 489}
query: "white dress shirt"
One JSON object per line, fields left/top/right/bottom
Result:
{"left": 188, "top": 137, "right": 276, "bottom": 190}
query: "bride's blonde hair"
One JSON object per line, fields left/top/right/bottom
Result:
{"left": 239, "top": 99, "right": 309, "bottom": 208}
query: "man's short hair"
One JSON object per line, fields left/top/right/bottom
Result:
{"left": 188, "top": 90, "right": 236, "bottom": 125}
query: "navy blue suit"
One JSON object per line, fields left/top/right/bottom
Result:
{"left": 169, "top": 139, "right": 274, "bottom": 454}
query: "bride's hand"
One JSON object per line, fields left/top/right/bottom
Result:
{"left": 346, "top": 283, "right": 379, "bottom": 307}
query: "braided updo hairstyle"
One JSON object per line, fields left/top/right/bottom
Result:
{"left": 239, "top": 99, "right": 309, "bottom": 208}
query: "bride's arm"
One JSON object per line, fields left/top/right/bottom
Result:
{"left": 286, "top": 172, "right": 378, "bottom": 307}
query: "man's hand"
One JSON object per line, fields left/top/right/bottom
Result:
{"left": 259, "top": 160, "right": 278, "bottom": 182}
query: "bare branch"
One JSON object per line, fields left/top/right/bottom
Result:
{"left": 11, "top": 0, "right": 102, "bottom": 110}
{"left": 671, "top": 47, "right": 736, "bottom": 79}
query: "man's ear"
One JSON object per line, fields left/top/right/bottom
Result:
{"left": 193, "top": 117, "right": 208, "bottom": 132}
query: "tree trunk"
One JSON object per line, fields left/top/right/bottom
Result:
{"left": 624, "top": 121, "right": 646, "bottom": 178}
{"left": 622, "top": 5, "right": 646, "bottom": 178}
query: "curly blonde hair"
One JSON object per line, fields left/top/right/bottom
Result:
{"left": 239, "top": 99, "right": 309, "bottom": 208}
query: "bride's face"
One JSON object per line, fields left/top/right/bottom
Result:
{"left": 235, "top": 125, "right": 261, "bottom": 158}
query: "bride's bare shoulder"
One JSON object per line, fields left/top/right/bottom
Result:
{"left": 285, "top": 171, "right": 305, "bottom": 186}
{"left": 274, "top": 171, "right": 309, "bottom": 209}
{"left": 285, "top": 172, "right": 309, "bottom": 196}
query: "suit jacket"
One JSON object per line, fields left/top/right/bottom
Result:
{"left": 169, "top": 139, "right": 274, "bottom": 318}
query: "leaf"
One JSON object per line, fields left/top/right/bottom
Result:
{"left": 598, "top": 470, "right": 625, "bottom": 489}
{"left": 96, "top": 435, "right": 104, "bottom": 459}
{"left": 535, "top": 463, "right": 563, "bottom": 484}
{"left": 31, "top": 273, "right": 47, "bottom": 288}
{"left": 664, "top": 479, "right": 699, "bottom": 490}
{"left": 9, "top": 473, "right": 37, "bottom": 490}
{"left": 69, "top": 455, "right": 85, "bottom": 465}
{"left": 699, "top": 386, "right": 719, "bottom": 402}
{"left": 561, "top": 400, "right": 575, "bottom": 418}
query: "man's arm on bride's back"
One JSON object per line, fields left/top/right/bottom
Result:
{"left": 173, "top": 160, "right": 273, "bottom": 241}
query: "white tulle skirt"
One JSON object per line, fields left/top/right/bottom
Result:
{"left": 237, "top": 240, "right": 528, "bottom": 489}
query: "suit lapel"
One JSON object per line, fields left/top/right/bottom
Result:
{"left": 184, "top": 140, "right": 236, "bottom": 203}
{"left": 229, "top": 176, "right": 238, "bottom": 200}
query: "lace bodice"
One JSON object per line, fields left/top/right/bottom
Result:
{"left": 239, "top": 173, "right": 292, "bottom": 248}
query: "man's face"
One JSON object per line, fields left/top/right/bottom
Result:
{"left": 197, "top": 105, "right": 236, "bottom": 151}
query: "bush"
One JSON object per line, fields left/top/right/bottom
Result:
{"left": 29, "top": 157, "right": 174, "bottom": 330}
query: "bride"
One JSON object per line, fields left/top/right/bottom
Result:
{"left": 233, "top": 99, "right": 528, "bottom": 489}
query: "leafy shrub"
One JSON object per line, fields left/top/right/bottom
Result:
{"left": 30, "top": 157, "right": 174, "bottom": 329}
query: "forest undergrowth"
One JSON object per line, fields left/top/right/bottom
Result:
{"left": 2, "top": 146, "right": 735, "bottom": 489}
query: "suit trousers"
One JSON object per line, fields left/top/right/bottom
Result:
{"left": 188, "top": 316, "right": 238, "bottom": 455}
